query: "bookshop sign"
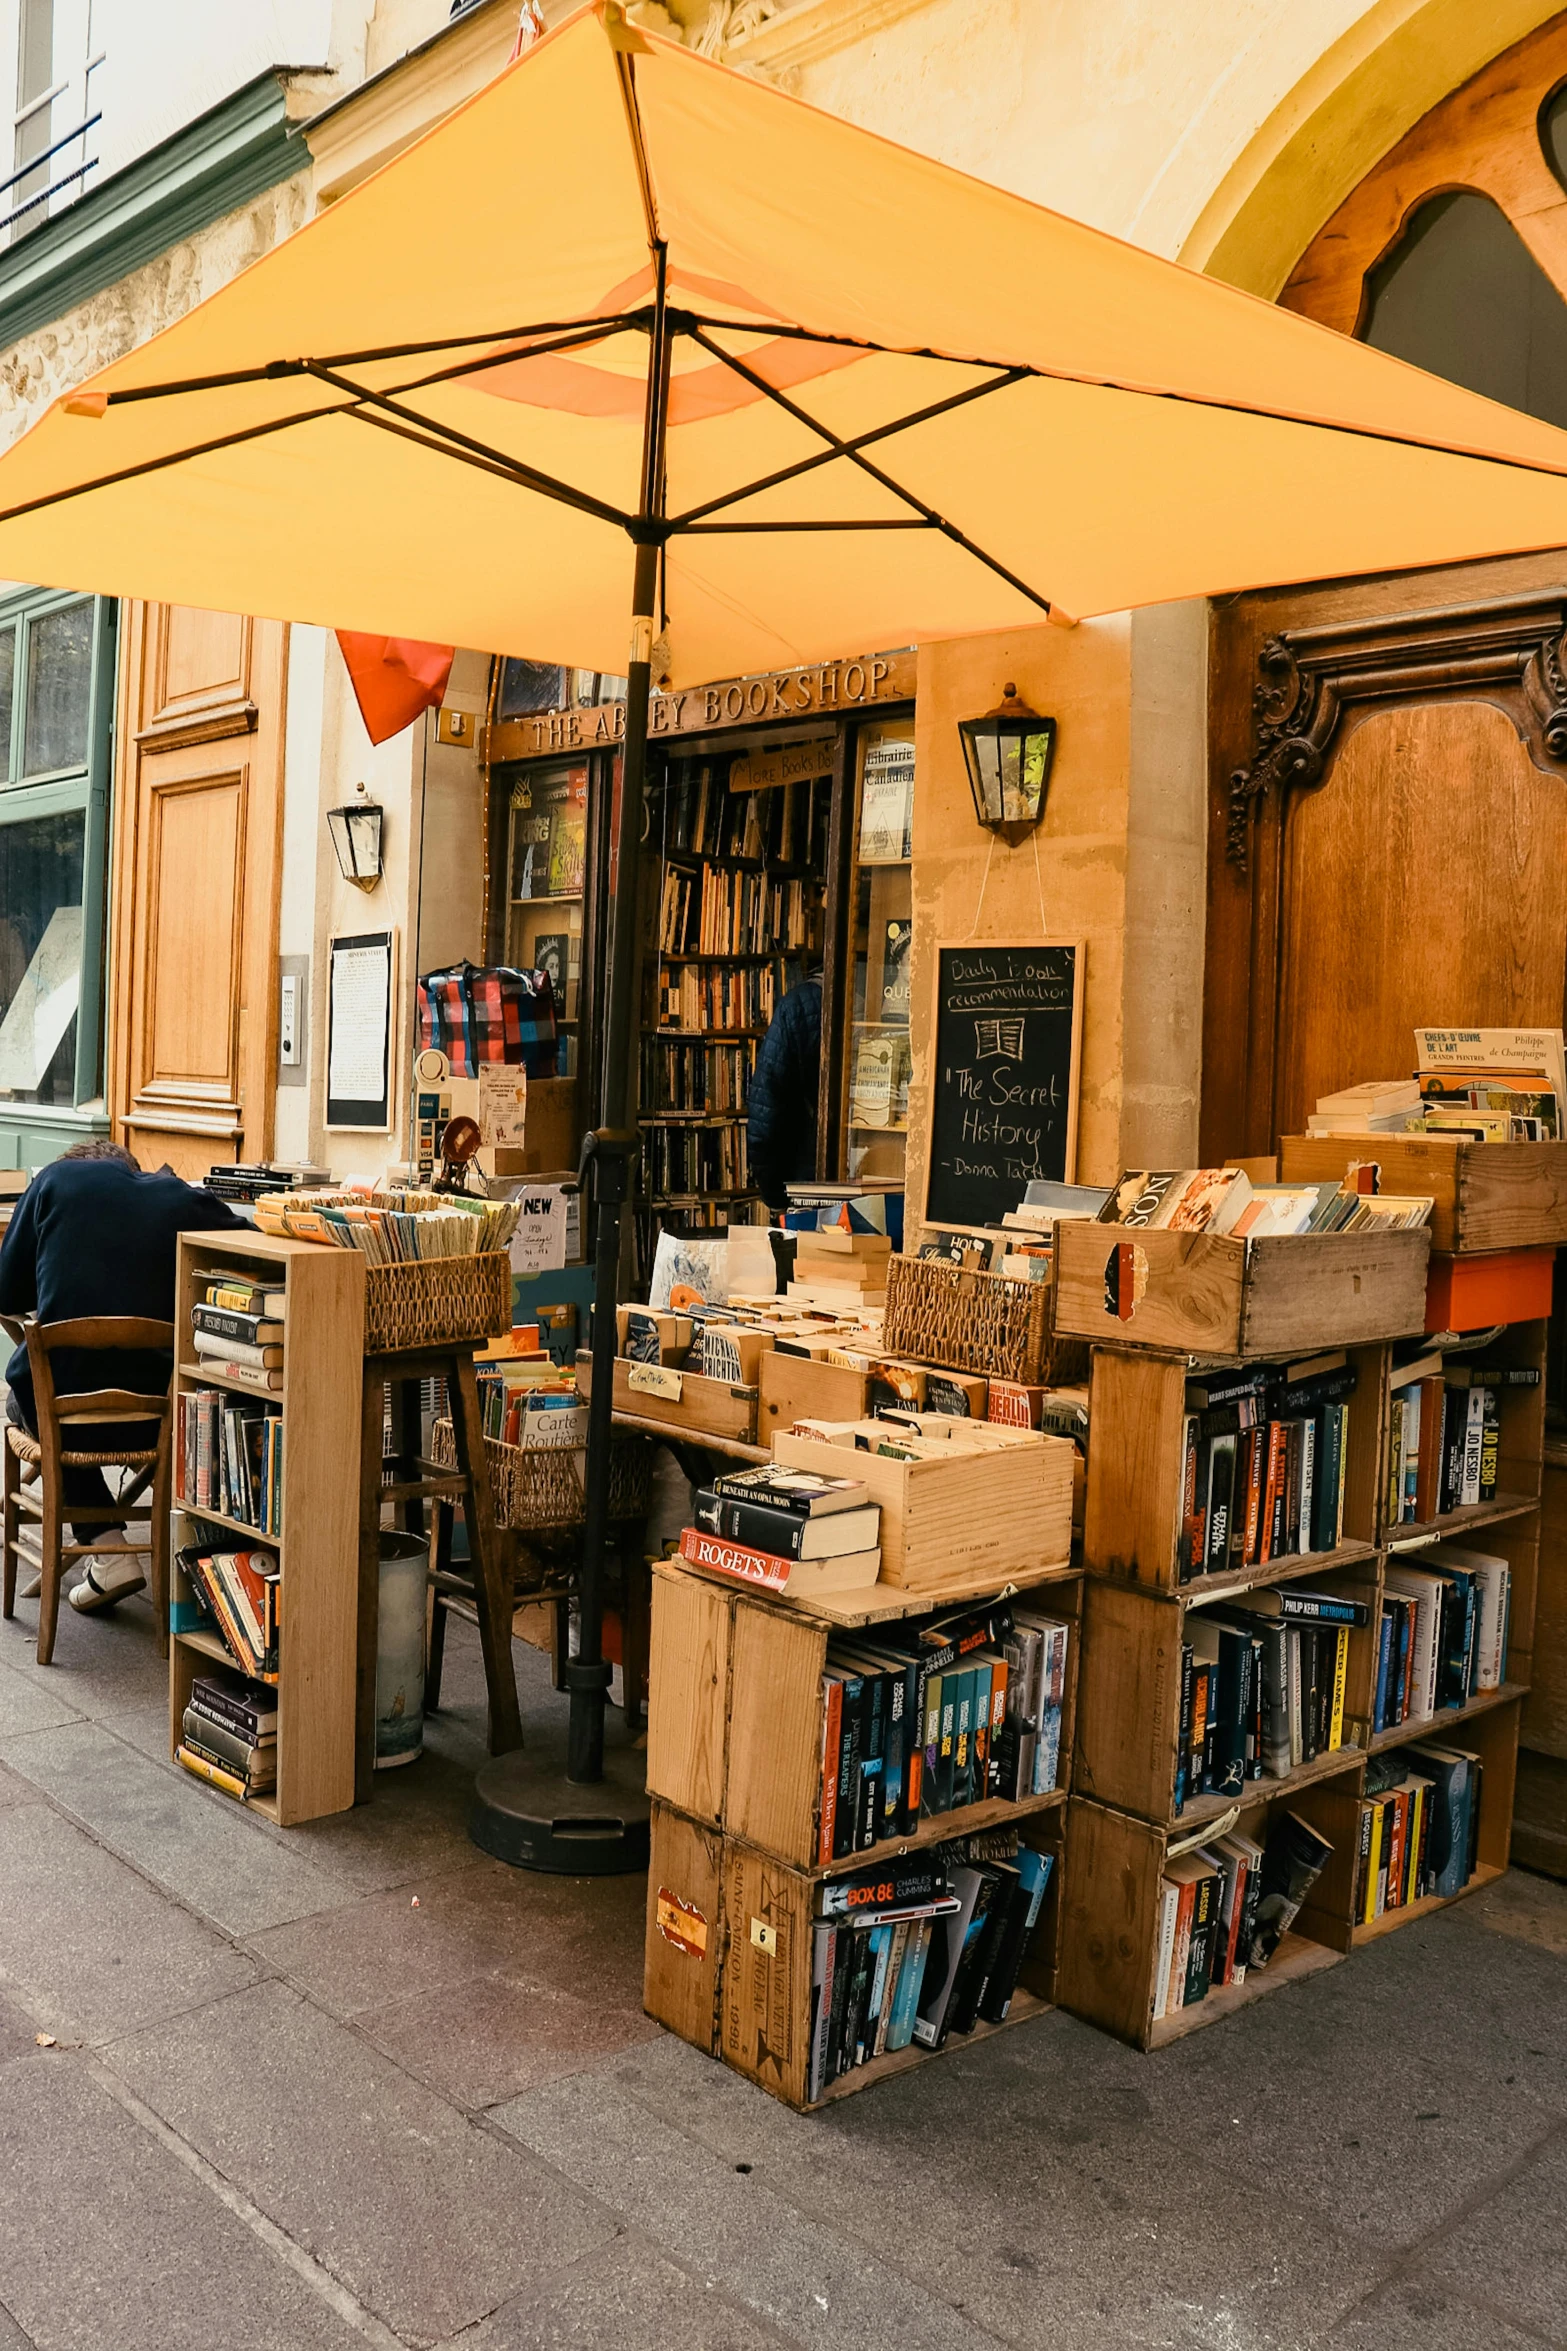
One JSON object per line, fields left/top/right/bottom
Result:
{"left": 489, "top": 648, "right": 916, "bottom": 760}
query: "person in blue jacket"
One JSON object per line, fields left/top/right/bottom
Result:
{"left": 0, "top": 1140, "right": 242, "bottom": 1615}
{"left": 747, "top": 974, "right": 822, "bottom": 1213}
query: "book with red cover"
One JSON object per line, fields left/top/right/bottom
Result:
{"left": 677, "top": 1524, "right": 879, "bottom": 1598}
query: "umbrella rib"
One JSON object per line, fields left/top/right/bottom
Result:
{"left": 302, "top": 363, "right": 633, "bottom": 531}
{"left": 686, "top": 311, "right": 1567, "bottom": 486}
{"left": 0, "top": 397, "right": 359, "bottom": 527}
{"left": 685, "top": 326, "right": 1054, "bottom": 614}
{"left": 666, "top": 366, "right": 1029, "bottom": 528}
{"left": 682, "top": 518, "right": 934, "bottom": 531}
{"left": 94, "top": 317, "right": 641, "bottom": 408}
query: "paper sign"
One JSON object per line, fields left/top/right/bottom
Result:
{"left": 478, "top": 1063, "right": 527, "bottom": 1146}
{"left": 507, "top": 1186, "right": 568, "bottom": 1277}
{"left": 628, "top": 1361, "right": 683, "bottom": 1400}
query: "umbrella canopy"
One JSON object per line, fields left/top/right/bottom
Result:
{"left": 3, "top": 0, "right": 1567, "bottom": 686}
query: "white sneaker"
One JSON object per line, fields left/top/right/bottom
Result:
{"left": 68, "top": 1553, "right": 147, "bottom": 1613}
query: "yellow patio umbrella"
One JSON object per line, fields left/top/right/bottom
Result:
{"left": 7, "top": 0, "right": 1567, "bottom": 1826}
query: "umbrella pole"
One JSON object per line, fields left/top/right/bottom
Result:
{"left": 470, "top": 271, "right": 669, "bottom": 1868}
{"left": 568, "top": 259, "right": 673, "bottom": 1789}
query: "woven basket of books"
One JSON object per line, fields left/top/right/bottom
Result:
{"left": 430, "top": 1418, "right": 653, "bottom": 1536}
{"left": 881, "top": 1252, "right": 1086, "bottom": 1387}
{"left": 363, "top": 1253, "right": 513, "bottom": 1353}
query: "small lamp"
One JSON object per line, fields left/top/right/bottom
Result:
{"left": 958, "top": 683, "right": 1057, "bottom": 847}
{"left": 327, "top": 781, "right": 385, "bottom": 890}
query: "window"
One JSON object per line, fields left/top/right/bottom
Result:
{"left": 1361, "top": 189, "right": 1567, "bottom": 432}
{"left": 0, "top": 585, "right": 113, "bottom": 1118}
{"left": 6, "top": 0, "right": 101, "bottom": 246}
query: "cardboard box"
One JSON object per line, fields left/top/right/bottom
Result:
{"left": 1425, "top": 1246, "right": 1556, "bottom": 1331}
{"left": 486, "top": 1077, "right": 580, "bottom": 1178}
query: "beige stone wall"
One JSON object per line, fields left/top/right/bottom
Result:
{"left": 906, "top": 618, "right": 1132, "bottom": 1204}
{"left": 0, "top": 175, "right": 311, "bottom": 455}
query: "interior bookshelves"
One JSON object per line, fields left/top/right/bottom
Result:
{"left": 645, "top": 1554, "right": 1079, "bottom": 2109}
{"left": 1061, "top": 1309, "right": 1544, "bottom": 2051}
{"left": 641, "top": 746, "right": 832, "bottom": 1237}
{"left": 169, "top": 1230, "right": 363, "bottom": 1826}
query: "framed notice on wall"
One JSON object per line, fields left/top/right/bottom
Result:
{"left": 327, "top": 930, "right": 395, "bottom": 1130}
{"left": 924, "top": 941, "right": 1083, "bottom": 1229}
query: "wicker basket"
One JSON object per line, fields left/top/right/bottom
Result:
{"left": 881, "top": 1251, "right": 1087, "bottom": 1388}
{"left": 430, "top": 1417, "right": 653, "bottom": 1535}
{"left": 363, "top": 1253, "right": 513, "bottom": 1354}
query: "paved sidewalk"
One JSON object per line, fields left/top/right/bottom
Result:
{"left": 2, "top": 1587, "right": 1565, "bottom": 2351}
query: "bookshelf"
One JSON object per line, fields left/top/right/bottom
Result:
{"left": 642, "top": 744, "right": 833, "bottom": 1237}
{"left": 170, "top": 1231, "right": 363, "bottom": 1826}
{"left": 645, "top": 1552, "right": 1079, "bottom": 2108}
{"left": 1060, "top": 1296, "right": 1547, "bottom": 2050}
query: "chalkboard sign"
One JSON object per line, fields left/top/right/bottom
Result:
{"left": 925, "top": 941, "right": 1083, "bottom": 1229}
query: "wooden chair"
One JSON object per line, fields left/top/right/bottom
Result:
{"left": 1, "top": 1316, "right": 175, "bottom": 1667}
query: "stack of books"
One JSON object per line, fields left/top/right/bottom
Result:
{"left": 683, "top": 1463, "right": 882, "bottom": 1601}
{"left": 177, "top": 1540, "right": 280, "bottom": 1681}
{"left": 1302, "top": 1027, "right": 1565, "bottom": 1144}
{"left": 191, "top": 1273, "right": 284, "bottom": 1393}
{"left": 1176, "top": 1587, "right": 1359, "bottom": 1811}
{"left": 786, "top": 1227, "right": 891, "bottom": 1310}
{"left": 1154, "top": 1811, "right": 1333, "bottom": 2021}
{"left": 807, "top": 1842, "right": 1054, "bottom": 2099}
{"left": 1374, "top": 1543, "right": 1510, "bottom": 1733}
{"left": 813, "top": 1593, "right": 1070, "bottom": 1859}
{"left": 1179, "top": 1351, "right": 1357, "bottom": 1581}
{"left": 1383, "top": 1347, "right": 1536, "bottom": 1525}
{"left": 177, "top": 1671, "right": 277, "bottom": 1801}
{"left": 1354, "top": 1741, "right": 1484, "bottom": 1920}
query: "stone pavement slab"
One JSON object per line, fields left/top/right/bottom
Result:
{"left": 0, "top": 2053, "right": 373, "bottom": 2351}
{"left": 492, "top": 2065, "right": 1014, "bottom": 2351}
{"left": 105, "top": 1977, "right": 620, "bottom": 2347}
{"left": 1323, "top": 2275, "right": 1558, "bottom": 2350}
{"left": 353, "top": 1963, "right": 660, "bottom": 2110}
{"left": 0, "top": 1801, "right": 256, "bottom": 2045}
{"left": 246, "top": 1850, "right": 648, "bottom": 2022}
{"left": 0, "top": 1717, "right": 348, "bottom": 1934}
{"left": 1420, "top": 2122, "right": 1567, "bottom": 2341}
{"left": 0, "top": 1656, "right": 81, "bottom": 1736}
{"left": 444, "top": 2236, "right": 789, "bottom": 2351}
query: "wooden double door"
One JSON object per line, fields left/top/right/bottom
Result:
{"left": 110, "top": 605, "right": 287, "bottom": 1178}
{"left": 1201, "top": 554, "right": 1567, "bottom": 1163}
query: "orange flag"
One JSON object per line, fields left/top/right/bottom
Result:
{"left": 336, "top": 631, "right": 456, "bottom": 745}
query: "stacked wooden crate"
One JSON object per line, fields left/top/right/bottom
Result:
{"left": 1050, "top": 1207, "right": 1553, "bottom": 2048}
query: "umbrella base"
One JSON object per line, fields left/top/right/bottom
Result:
{"left": 469, "top": 1727, "right": 650, "bottom": 1875}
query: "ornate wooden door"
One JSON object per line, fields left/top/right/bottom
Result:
{"left": 1202, "top": 573, "right": 1567, "bottom": 1159}
{"left": 109, "top": 605, "right": 288, "bottom": 1178}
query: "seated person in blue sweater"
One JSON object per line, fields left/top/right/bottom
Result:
{"left": 0, "top": 1139, "right": 243, "bottom": 1614}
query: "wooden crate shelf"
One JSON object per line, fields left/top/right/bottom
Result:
{"left": 1278, "top": 1134, "right": 1567, "bottom": 1255}
{"left": 1065, "top": 1279, "right": 1545, "bottom": 2049}
{"left": 171, "top": 1231, "right": 363, "bottom": 1827}
{"left": 649, "top": 1556, "right": 1079, "bottom": 1868}
{"left": 646, "top": 1798, "right": 1065, "bottom": 2110}
{"left": 1054, "top": 1223, "right": 1429, "bottom": 1357}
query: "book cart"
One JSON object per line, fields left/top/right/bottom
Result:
{"left": 1051, "top": 1213, "right": 1547, "bottom": 2049}
{"left": 170, "top": 1231, "right": 363, "bottom": 1825}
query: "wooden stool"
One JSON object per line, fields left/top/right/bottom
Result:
{"left": 357, "top": 1345, "right": 523, "bottom": 1801}
{"left": 0, "top": 1315, "right": 173, "bottom": 1667}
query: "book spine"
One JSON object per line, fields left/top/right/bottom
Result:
{"left": 1174, "top": 1643, "right": 1193, "bottom": 1815}
{"left": 1478, "top": 1387, "right": 1500, "bottom": 1504}
{"left": 1386, "top": 1396, "right": 1405, "bottom": 1525}
{"left": 1151, "top": 1883, "right": 1180, "bottom": 2022}
{"left": 175, "top": 1744, "right": 250, "bottom": 1801}
{"left": 808, "top": 1925, "right": 835, "bottom": 2103}
{"left": 1181, "top": 1415, "right": 1204, "bottom": 1581}
{"left": 1261, "top": 1421, "right": 1287, "bottom": 1562}
{"left": 1297, "top": 1417, "right": 1316, "bottom": 1555}
{"left": 818, "top": 1677, "right": 843, "bottom": 1866}
{"left": 1328, "top": 1625, "right": 1348, "bottom": 1751}
{"left": 835, "top": 1678, "right": 865, "bottom": 1860}
{"left": 1275, "top": 1592, "right": 1365, "bottom": 1626}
